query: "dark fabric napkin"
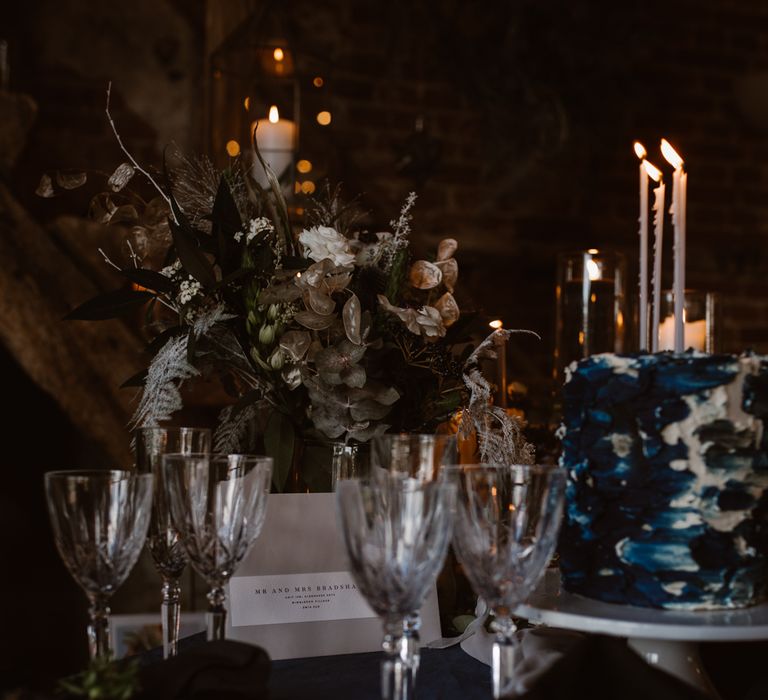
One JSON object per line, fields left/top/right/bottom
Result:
{"left": 136, "top": 640, "right": 270, "bottom": 700}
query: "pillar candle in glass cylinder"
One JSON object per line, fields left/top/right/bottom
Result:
{"left": 251, "top": 105, "right": 296, "bottom": 188}
{"left": 554, "top": 250, "right": 626, "bottom": 384}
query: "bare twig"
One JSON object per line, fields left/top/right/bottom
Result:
{"left": 105, "top": 82, "right": 172, "bottom": 214}
{"left": 98, "top": 247, "right": 121, "bottom": 271}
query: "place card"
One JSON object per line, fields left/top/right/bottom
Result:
{"left": 229, "top": 570, "right": 376, "bottom": 626}
{"left": 225, "top": 492, "right": 441, "bottom": 660}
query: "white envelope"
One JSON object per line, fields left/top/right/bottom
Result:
{"left": 225, "top": 492, "right": 442, "bottom": 660}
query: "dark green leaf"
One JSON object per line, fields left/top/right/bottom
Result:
{"left": 169, "top": 217, "right": 217, "bottom": 288}
{"left": 120, "top": 268, "right": 175, "bottom": 294}
{"left": 65, "top": 289, "right": 155, "bottom": 320}
{"left": 147, "top": 325, "right": 184, "bottom": 354}
{"left": 212, "top": 267, "right": 255, "bottom": 291}
{"left": 212, "top": 176, "right": 242, "bottom": 275}
{"left": 282, "top": 256, "right": 311, "bottom": 270}
{"left": 187, "top": 330, "right": 198, "bottom": 364}
{"left": 120, "top": 368, "right": 147, "bottom": 388}
{"left": 264, "top": 412, "right": 295, "bottom": 493}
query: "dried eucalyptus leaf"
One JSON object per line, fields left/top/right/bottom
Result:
{"left": 108, "top": 162, "right": 136, "bottom": 192}
{"left": 311, "top": 408, "right": 347, "bottom": 439}
{"left": 308, "top": 289, "right": 336, "bottom": 315}
{"left": 279, "top": 330, "right": 311, "bottom": 362}
{"left": 435, "top": 291, "right": 459, "bottom": 327}
{"left": 110, "top": 204, "right": 140, "bottom": 225}
{"left": 350, "top": 399, "right": 392, "bottom": 422}
{"left": 349, "top": 384, "right": 399, "bottom": 406}
{"left": 409, "top": 260, "right": 442, "bottom": 290}
{"left": 260, "top": 284, "right": 302, "bottom": 304}
{"left": 437, "top": 238, "right": 458, "bottom": 261}
{"left": 343, "top": 294, "right": 362, "bottom": 344}
{"left": 348, "top": 422, "right": 389, "bottom": 442}
{"left": 324, "top": 271, "right": 352, "bottom": 293}
{"left": 56, "top": 171, "right": 87, "bottom": 190}
{"left": 295, "top": 309, "right": 335, "bottom": 330}
{"left": 437, "top": 258, "right": 458, "bottom": 292}
{"left": 36, "top": 173, "right": 54, "bottom": 198}
{"left": 89, "top": 194, "right": 118, "bottom": 224}
{"left": 341, "top": 364, "right": 366, "bottom": 388}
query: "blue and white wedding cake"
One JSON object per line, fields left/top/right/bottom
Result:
{"left": 559, "top": 352, "right": 768, "bottom": 609}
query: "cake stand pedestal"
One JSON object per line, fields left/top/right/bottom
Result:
{"left": 515, "top": 569, "right": 768, "bottom": 699}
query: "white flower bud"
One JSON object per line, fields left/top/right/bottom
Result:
{"left": 259, "top": 324, "right": 275, "bottom": 346}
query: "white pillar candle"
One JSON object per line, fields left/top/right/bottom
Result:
{"left": 251, "top": 105, "right": 296, "bottom": 188}
{"left": 661, "top": 139, "right": 686, "bottom": 353}
{"left": 634, "top": 142, "right": 649, "bottom": 351}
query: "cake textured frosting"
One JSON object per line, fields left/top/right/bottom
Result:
{"left": 558, "top": 351, "right": 768, "bottom": 609}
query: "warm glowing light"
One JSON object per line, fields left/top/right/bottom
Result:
{"left": 316, "top": 110, "right": 332, "bottom": 126}
{"left": 491, "top": 486, "right": 498, "bottom": 498}
{"left": 243, "top": 96, "right": 250, "bottom": 111}
{"left": 269, "top": 105, "right": 280, "bottom": 123}
{"left": 586, "top": 259, "right": 601, "bottom": 281}
{"left": 301, "top": 180, "right": 316, "bottom": 194}
{"left": 617, "top": 310, "right": 625, "bottom": 329}
{"left": 633, "top": 141, "right": 647, "bottom": 160}
{"left": 225, "top": 140, "right": 240, "bottom": 157}
{"left": 578, "top": 331, "right": 585, "bottom": 345}
{"left": 643, "top": 160, "right": 662, "bottom": 182}
{"left": 296, "top": 271, "right": 302, "bottom": 279}
{"left": 489, "top": 319, "right": 503, "bottom": 329}
{"left": 273, "top": 47, "right": 284, "bottom": 61}
{"left": 295, "top": 207, "right": 305, "bottom": 216}
{"left": 313, "top": 76, "right": 324, "bottom": 88}
{"left": 590, "top": 293, "right": 597, "bottom": 303}
{"left": 587, "top": 248, "right": 599, "bottom": 254}
{"left": 661, "top": 138, "right": 684, "bottom": 169}
{"left": 294, "top": 181, "right": 301, "bottom": 194}
{"left": 297, "top": 159, "right": 312, "bottom": 173}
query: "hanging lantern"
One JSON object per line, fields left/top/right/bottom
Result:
{"left": 207, "top": 3, "right": 331, "bottom": 195}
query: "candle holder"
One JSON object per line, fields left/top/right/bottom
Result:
{"left": 554, "top": 250, "right": 626, "bottom": 383}
{"left": 657, "top": 290, "right": 719, "bottom": 353}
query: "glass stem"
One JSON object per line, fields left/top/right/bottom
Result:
{"left": 381, "top": 615, "right": 419, "bottom": 700}
{"left": 161, "top": 577, "right": 182, "bottom": 658}
{"left": 206, "top": 585, "right": 227, "bottom": 641}
{"left": 491, "top": 615, "right": 518, "bottom": 699}
{"left": 87, "top": 594, "right": 111, "bottom": 659}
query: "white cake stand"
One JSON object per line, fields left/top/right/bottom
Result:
{"left": 515, "top": 569, "right": 768, "bottom": 699}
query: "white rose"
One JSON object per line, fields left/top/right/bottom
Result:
{"left": 299, "top": 226, "right": 356, "bottom": 267}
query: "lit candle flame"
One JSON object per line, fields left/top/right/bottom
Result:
{"left": 489, "top": 319, "right": 503, "bottom": 330}
{"left": 273, "top": 47, "right": 284, "bottom": 62}
{"left": 643, "top": 160, "right": 662, "bottom": 182}
{"left": 586, "top": 259, "right": 601, "bottom": 281}
{"left": 661, "top": 138, "right": 684, "bottom": 169}
{"left": 634, "top": 141, "right": 647, "bottom": 160}
{"left": 269, "top": 105, "right": 280, "bottom": 123}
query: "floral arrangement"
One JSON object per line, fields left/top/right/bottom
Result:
{"left": 44, "top": 85, "right": 532, "bottom": 488}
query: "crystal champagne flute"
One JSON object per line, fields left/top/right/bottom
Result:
{"left": 135, "top": 427, "right": 211, "bottom": 658}
{"left": 450, "top": 464, "right": 566, "bottom": 699}
{"left": 336, "top": 472, "right": 456, "bottom": 700}
{"left": 163, "top": 453, "right": 272, "bottom": 640}
{"left": 366, "top": 433, "right": 458, "bottom": 667}
{"left": 45, "top": 470, "right": 153, "bottom": 658}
